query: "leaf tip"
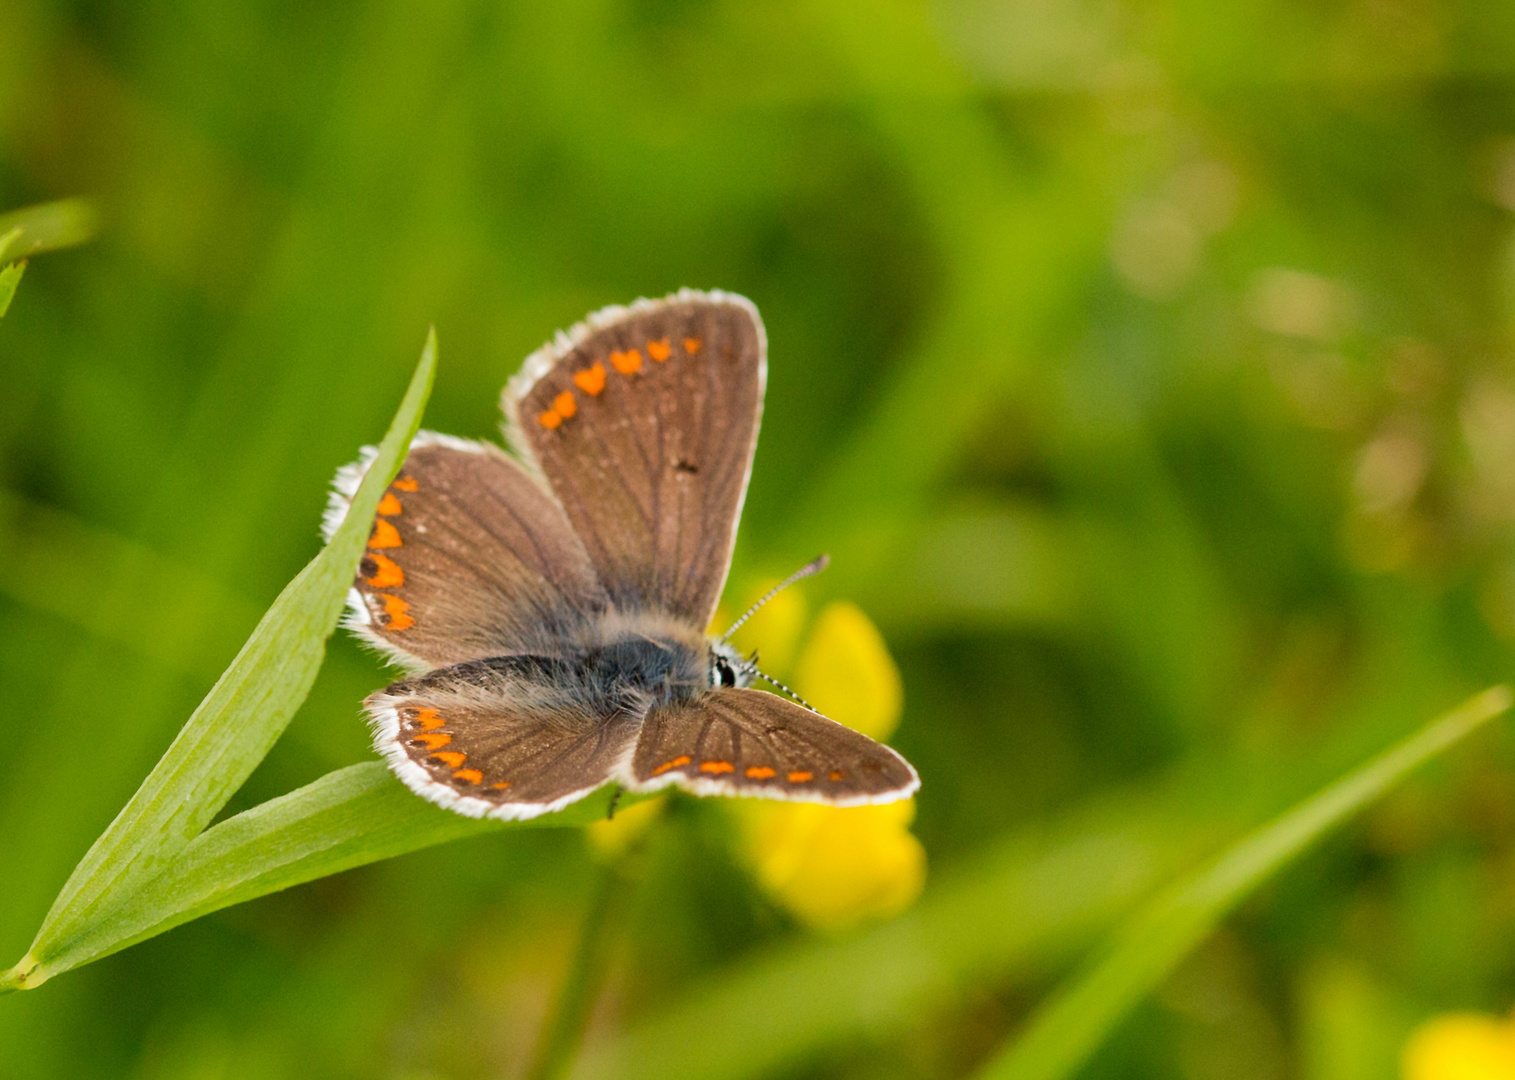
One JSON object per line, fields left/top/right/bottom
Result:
{"left": 411, "top": 325, "right": 439, "bottom": 406}
{"left": 0, "top": 260, "right": 26, "bottom": 321}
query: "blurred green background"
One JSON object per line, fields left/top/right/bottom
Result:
{"left": 6, "top": 0, "right": 1515, "bottom": 1077}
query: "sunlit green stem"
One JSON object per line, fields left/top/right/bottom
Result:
{"left": 526, "top": 842, "right": 642, "bottom": 1080}
{"left": 0, "top": 954, "right": 42, "bottom": 995}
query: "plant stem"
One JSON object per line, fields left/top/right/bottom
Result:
{"left": 0, "top": 954, "right": 41, "bottom": 995}
{"left": 524, "top": 853, "right": 637, "bottom": 1080}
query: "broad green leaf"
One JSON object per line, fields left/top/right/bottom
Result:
{"left": 1, "top": 330, "right": 436, "bottom": 992}
{"left": 0, "top": 198, "right": 100, "bottom": 261}
{"left": 33, "top": 764, "right": 638, "bottom": 973}
{"left": 972, "top": 685, "right": 1512, "bottom": 1080}
{"left": 0, "top": 259, "right": 22, "bottom": 321}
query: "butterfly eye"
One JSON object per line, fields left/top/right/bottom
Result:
{"left": 713, "top": 656, "right": 738, "bottom": 688}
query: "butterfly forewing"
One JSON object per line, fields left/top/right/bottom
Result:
{"left": 630, "top": 689, "right": 919, "bottom": 806}
{"left": 503, "top": 291, "right": 765, "bottom": 627}
{"left": 328, "top": 435, "right": 607, "bottom": 668}
{"left": 367, "top": 656, "right": 640, "bottom": 819}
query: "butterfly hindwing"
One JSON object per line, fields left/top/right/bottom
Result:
{"left": 629, "top": 688, "right": 919, "bottom": 806}
{"left": 326, "top": 433, "right": 607, "bottom": 668}
{"left": 502, "top": 290, "right": 765, "bottom": 627}
{"left": 366, "top": 655, "right": 640, "bottom": 820}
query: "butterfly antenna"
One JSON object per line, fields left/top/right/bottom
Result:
{"left": 744, "top": 665, "right": 820, "bottom": 714}
{"left": 719, "top": 554, "right": 830, "bottom": 642}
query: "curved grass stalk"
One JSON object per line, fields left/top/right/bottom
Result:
{"left": 973, "top": 685, "right": 1511, "bottom": 1080}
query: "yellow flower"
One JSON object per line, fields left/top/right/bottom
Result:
{"left": 792, "top": 600, "right": 904, "bottom": 741}
{"left": 727, "top": 583, "right": 925, "bottom": 932}
{"left": 739, "top": 798, "right": 925, "bottom": 930}
{"left": 1403, "top": 1012, "right": 1515, "bottom": 1080}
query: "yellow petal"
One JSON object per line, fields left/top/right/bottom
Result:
{"left": 793, "top": 601, "right": 903, "bottom": 740}
{"left": 1402, "top": 1014, "right": 1515, "bottom": 1080}
{"left": 739, "top": 800, "right": 925, "bottom": 932}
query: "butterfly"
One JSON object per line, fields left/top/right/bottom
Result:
{"left": 323, "top": 290, "right": 919, "bottom": 820}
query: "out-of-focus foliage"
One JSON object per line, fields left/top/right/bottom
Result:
{"left": 5, "top": 0, "right": 1515, "bottom": 1077}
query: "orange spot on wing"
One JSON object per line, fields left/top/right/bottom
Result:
{"left": 683, "top": 337, "right": 703, "bottom": 354}
{"left": 413, "top": 708, "right": 444, "bottom": 731}
{"left": 453, "top": 769, "right": 484, "bottom": 784}
{"left": 610, "top": 349, "right": 643, "bottom": 375}
{"left": 382, "top": 594, "right": 415, "bottom": 630}
{"left": 745, "top": 766, "right": 776, "bottom": 780}
{"left": 539, "top": 409, "right": 563, "bottom": 429}
{"left": 574, "top": 362, "right": 607, "bottom": 395}
{"left": 788, "top": 770, "right": 813, "bottom": 783}
{"left": 652, "top": 754, "right": 692, "bottom": 775}
{"left": 648, "top": 338, "right": 671, "bottom": 361}
{"left": 393, "top": 476, "right": 419, "bottom": 492}
{"left": 829, "top": 770, "right": 845, "bottom": 781}
{"left": 376, "top": 493, "right": 402, "bottom": 515}
{"left": 369, "top": 519, "right": 402, "bottom": 549}
{"left": 431, "top": 751, "right": 466, "bottom": 768}
{"left": 491, "top": 781, "right": 511, "bottom": 789}
{"left": 363, "top": 553, "right": 404, "bottom": 588}
{"left": 413, "top": 732, "right": 451, "bottom": 751}
{"left": 553, "top": 390, "right": 577, "bottom": 418}
{"left": 700, "top": 760, "right": 735, "bottom": 774}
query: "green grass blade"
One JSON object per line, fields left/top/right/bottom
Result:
{"left": 4, "top": 330, "right": 437, "bottom": 991}
{"left": 21, "top": 764, "right": 632, "bottom": 977}
{"left": 972, "top": 685, "right": 1512, "bottom": 1080}
{"left": 0, "top": 198, "right": 101, "bottom": 261}
{"left": 0, "top": 259, "right": 24, "bottom": 320}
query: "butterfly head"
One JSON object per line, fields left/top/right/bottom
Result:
{"left": 709, "top": 639, "right": 755, "bottom": 690}
{"left": 707, "top": 555, "right": 831, "bottom": 698}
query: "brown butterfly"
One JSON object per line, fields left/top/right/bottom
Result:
{"left": 323, "top": 290, "right": 919, "bottom": 819}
